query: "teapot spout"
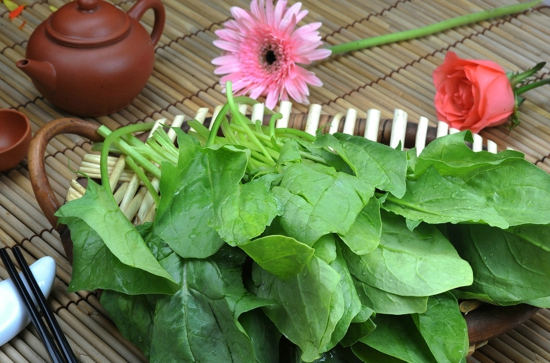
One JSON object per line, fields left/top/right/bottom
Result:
{"left": 16, "top": 59, "right": 57, "bottom": 96}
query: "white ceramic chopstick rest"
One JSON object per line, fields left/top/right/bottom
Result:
{"left": 0, "top": 256, "right": 56, "bottom": 346}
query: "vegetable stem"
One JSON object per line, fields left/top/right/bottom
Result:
{"left": 226, "top": 82, "right": 276, "bottom": 165}
{"left": 125, "top": 156, "right": 160, "bottom": 206}
{"left": 97, "top": 124, "right": 162, "bottom": 198}
{"left": 275, "top": 128, "right": 317, "bottom": 143}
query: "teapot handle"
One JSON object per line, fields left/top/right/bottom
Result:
{"left": 127, "top": 0, "right": 166, "bottom": 46}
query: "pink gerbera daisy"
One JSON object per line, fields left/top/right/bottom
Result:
{"left": 211, "top": 0, "right": 332, "bottom": 109}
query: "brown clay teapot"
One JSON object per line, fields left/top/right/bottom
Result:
{"left": 16, "top": 0, "right": 165, "bottom": 117}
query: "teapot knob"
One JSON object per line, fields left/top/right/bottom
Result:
{"left": 77, "top": 0, "right": 98, "bottom": 11}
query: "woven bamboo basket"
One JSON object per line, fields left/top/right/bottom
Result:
{"left": 27, "top": 102, "right": 541, "bottom": 358}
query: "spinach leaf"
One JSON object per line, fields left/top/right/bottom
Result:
{"left": 338, "top": 196, "right": 381, "bottom": 255}
{"left": 238, "top": 309, "right": 281, "bottom": 363}
{"left": 272, "top": 163, "right": 373, "bottom": 245}
{"left": 344, "top": 211, "right": 473, "bottom": 297}
{"left": 322, "top": 242, "right": 362, "bottom": 352}
{"left": 239, "top": 235, "right": 314, "bottom": 279}
{"left": 253, "top": 255, "right": 344, "bottom": 362}
{"left": 149, "top": 247, "right": 276, "bottom": 363}
{"left": 449, "top": 224, "right": 550, "bottom": 304}
{"left": 313, "top": 234, "right": 338, "bottom": 264}
{"left": 352, "top": 276, "right": 429, "bottom": 315}
{"left": 315, "top": 133, "right": 408, "bottom": 198}
{"left": 100, "top": 291, "right": 158, "bottom": 358}
{"left": 412, "top": 292, "right": 468, "bottom": 363}
{"left": 154, "top": 142, "right": 248, "bottom": 258}
{"left": 55, "top": 180, "right": 178, "bottom": 294}
{"left": 415, "top": 131, "right": 524, "bottom": 177}
{"left": 352, "top": 343, "right": 407, "bottom": 363}
{"left": 340, "top": 318, "right": 376, "bottom": 348}
{"left": 213, "top": 175, "right": 281, "bottom": 246}
{"left": 382, "top": 166, "right": 508, "bottom": 228}
{"left": 414, "top": 132, "right": 550, "bottom": 226}
{"left": 311, "top": 345, "right": 365, "bottom": 363}
{"left": 453, "top": 160, "right": 550, "bottom": 226}
{"left": 358, "top": 314, "right": 437, "bottom": 363}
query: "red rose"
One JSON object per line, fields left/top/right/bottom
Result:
{"left": 433, "top": 52, "right": 515, "bottom": 134}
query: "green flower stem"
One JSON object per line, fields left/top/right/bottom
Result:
{"left": 515, "top": 78, "right": 550, "bottom": 95}
{"left": 328, "top": 0, "right": 541, "bottom": 54}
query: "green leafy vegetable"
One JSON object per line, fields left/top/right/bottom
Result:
{"left": 253, "top": 255, "right": 345, "bottom": 362}
{"left": 55, "top": 180, "right": 178, "bottom": 295}
{"left": 412, "top": 293, "right": 469, "bottom": 363}
{"left": 449, "top": 223, "right": 550, "bottom": 304}
{"left": 344, "top": 211, "right": 473, "bottom": 297}
{"left": 273, "top": 162, "right": 373, "bottom": 245}
{"left": 58, "top": 82, "right": 550, "bottom": 363}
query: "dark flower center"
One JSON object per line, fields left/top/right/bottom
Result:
{"left": 265, "top": 50, "right": 277, "bottom": 65}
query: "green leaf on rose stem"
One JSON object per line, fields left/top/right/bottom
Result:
{"left": 154, "top": 134, "right": 249, "bottom": 258}
{"left": 55, "top": 180, "right": 179, "bottom": 295}
{"left": 272, "top": 162, "right": 373, "bottom": 246}
{"left": 358, "top": 314, "right": 438, "bottom": 363}
{"left": 213, "top": 174, "right": 282, "bottom": 246}
{"left": 343, "top": 210, "right": 473, "bottom": 298}
{"left": 149, "top": 246, "right": 277, "bottom": 363}
{"left": 449, "top": 224, "right": 550, "bottom": 305}
{"left": 253, "top": 255, "right": 345, "bottom": 362}
{"left": 383, "top": 166, "right": 509, "bottom": 228}
{"left": 508, "top": 61, "right": 545, "bottom": 86}
{"left": 338, "top": 196, "right": 381, "bottom": 255}
{"left": 412, "top": 292, "right": 469, "bottom": 363}
{"left": 239, "top": 235, "right": 314, "bottom": 280}
{"left": 315, "top": 133, "right": 408, "bottom": 198}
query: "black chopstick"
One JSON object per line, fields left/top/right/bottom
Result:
{"left": 0, "top": 247, "right": 77, "bottom": 363}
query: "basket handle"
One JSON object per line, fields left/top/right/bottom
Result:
{"left": 28, "top": 118, "right": 103, "bottom": 230}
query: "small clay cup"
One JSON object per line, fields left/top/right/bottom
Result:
{"left": 0, "top": 109, "right": 32, "bottom": 172}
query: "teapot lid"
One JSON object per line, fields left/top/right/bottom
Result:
{"left": 46, "top": 0, "right": 130, "bottom": 47}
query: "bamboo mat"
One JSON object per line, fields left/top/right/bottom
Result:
{"left": 1, "top": 0, "right": 550, "bottom": 362}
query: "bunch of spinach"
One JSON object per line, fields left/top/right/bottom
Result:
{"left": 55, "top": 83, "right": 550, "bottom": 363}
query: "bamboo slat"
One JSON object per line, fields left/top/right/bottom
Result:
{"left": 1, "top": 0, "right": 550, "bottom": 362}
